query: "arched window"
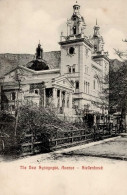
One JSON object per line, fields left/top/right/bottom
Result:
{"left": 73, "top": 26, "right": 76, "bottom": 34}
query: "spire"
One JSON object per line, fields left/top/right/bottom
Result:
{"left": 36, "top": 41, "right": 43, "bottom": 60}
{"left": 92, "top": 21, "right": 104, "bottom": 54}
{"left": 94, "top": 19, "right": 100, "bottom": 36}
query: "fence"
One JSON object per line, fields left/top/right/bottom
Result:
{"left": 20, "top": 129, "right": 93, "bottom": 156}
{"left": 0, "top": 122, "right": 125, "bottom": 156}
{"left": 20, "top": 123, "right": 123, "bottom": 156}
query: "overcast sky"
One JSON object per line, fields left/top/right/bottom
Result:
{"left": 0, "top": 0, "right": 127, "bottom": 59}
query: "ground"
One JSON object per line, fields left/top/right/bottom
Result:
{"left": 0, "top": 136, "right": 127, "bottom": 163}
{"left": 0, "top": 136, "right": 127, "bottom": 195}
{"left": 64, "top": 137, "right": 127, "bottom": 161}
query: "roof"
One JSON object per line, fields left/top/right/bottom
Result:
{"left": 26, "top": 59, "right": 49, "bottom": 71}
{"left": 92, "top": 54, "right": 110, "bottom": 62}
{"left": 0, "top": 51, "right": 61, "bottom": 77}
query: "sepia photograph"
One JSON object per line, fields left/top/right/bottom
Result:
{"left": 0, "top": 0, "right": 127, "bottom": 194}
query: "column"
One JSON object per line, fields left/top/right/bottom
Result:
{"left": 43, "top": 88, "right": 46, "bottom": 107}
{"left": 65, "top": 92, "right": 67, "bottom": 108}
{"left": 79, "top": 22, "right": 82, "bottom": 34}
{"left": 53, "top": 88, "right": 57, "bottom": 107}
{"left": 69, "top": 93, "right": 72, "bottom": 108}
{"left": 59, "top": 90, "right": 62, "bottom": 107}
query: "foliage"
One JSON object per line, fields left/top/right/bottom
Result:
{"left": 102, "top": 60, "right": 127, "bottom": 116}
{"left": 0, "top": 111, "right": 15, "bottom": 137}
{"left": 110, "top": 62, "right": 127, "bottom": 115}
{"left": 17, "top": 105, "right": 86, "bottom": 138}
{"left": 0, "top": 105, "right": 88, "bottom": 154}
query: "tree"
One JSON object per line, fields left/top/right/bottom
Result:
{"left": 101, "top": 51, "right": 127, "bottom": 130}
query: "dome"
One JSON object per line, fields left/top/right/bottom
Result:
{"left": 26, "top": 59, "right": 49, "bottom": 71}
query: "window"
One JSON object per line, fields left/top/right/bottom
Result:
{"left": 57, "top": 90, "right": 60, "bottom": 97}
{"left": 86, "top": 82, "right": 88, "bottom": 94}
{"left": 69, "top": 47, "right": 75, "bottom": 55}
{"left": 11, "top": 92, "right": 16, "bottom": 100}
{"left": 34, "top": 89, "right": 39, "bottom": 94}
{"left": 94, "top": 45, "right": 97, "bottom": 51}
{"left": 84, "top": 82, "right": 90, "bottom": 94}
{"left": 72, "top": 67, "right": 75, "bottom": 73}
{"left": 73, "top": 26, "right": 76, "bottom": 35}
{"left": 88, "top": 83, "right": 90, "bottom": 94}
{"left": 68, "top": 67, "right": 71, "bottom": 73}
{"left": 84, "top": 82, "right": 85, "bottom": 92}
{"left": 75, "top": 81, "right": 79, "bottom": 89}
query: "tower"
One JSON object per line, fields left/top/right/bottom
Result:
{"left": 59, "top": 2, "right": 93, "bottom": 109}
{"left": 66, "top": 1, "right": 86, "bottom": 38}
{"left": 92, "top": 20, "right": 104, "bottom": 54}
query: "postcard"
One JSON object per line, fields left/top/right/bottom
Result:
{"left": 0, "top": 0, "right": 127, "bottom": 194}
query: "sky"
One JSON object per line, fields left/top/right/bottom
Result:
{"left": 0, "top": 0, "right": 127, "bottom": 59}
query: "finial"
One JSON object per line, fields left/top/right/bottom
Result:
{"left": 96, "top": 19, "right": 97, "bottom": 25}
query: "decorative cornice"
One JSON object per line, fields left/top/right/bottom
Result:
{"left": 59, "top": 38, "right": 93, "bottom": 49}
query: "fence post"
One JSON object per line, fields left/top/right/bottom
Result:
{"left": 31, "top": 134, "right": 34, "bottom": 154}
{"left": 55, "top": 129, "right": 58, "bottom": 146}
{"left": 71, "top": 131, "right": 73, "bottom": 143}
{"left": 2, "top": 139, "right": 5, "bottom": 151}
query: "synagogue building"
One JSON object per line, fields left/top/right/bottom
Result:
{"left": 0, "top": 2, "right": 110, "bottom": 123}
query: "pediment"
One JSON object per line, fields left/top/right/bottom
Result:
{"left": 53, "top": 76, "right": 74, "bottom": 90}
{"left": 3, "top": 66, "right": 33, "bottom": 83}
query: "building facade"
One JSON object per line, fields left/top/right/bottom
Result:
{"left": 59, "top": 2, "right": 110, "bottom": 115}
{"left": 0, "top": 3, "right": 110, "bottom": 121}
